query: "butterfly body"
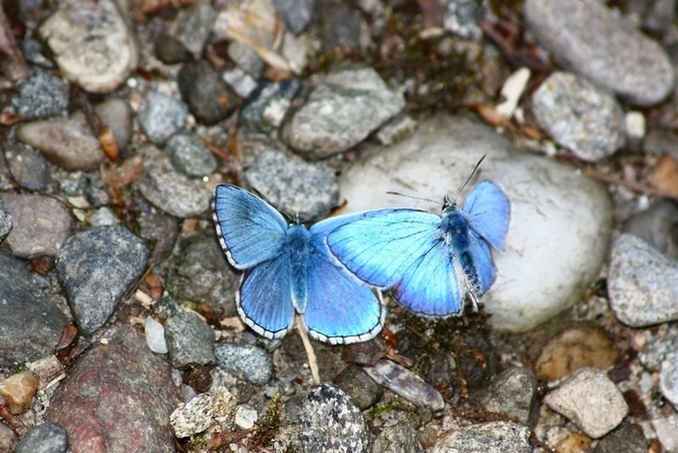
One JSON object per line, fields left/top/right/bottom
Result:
{"left": 213, "top": 184, "right": 384, "bottom": 344}
{"left": 326, "top": 180, "right": 510, "bottom": 317}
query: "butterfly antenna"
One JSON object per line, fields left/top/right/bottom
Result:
{"left": 386, "top": 191, "right": 443, "bottom": 206}
{"left": 451, "top": 154, "right": 486, "bottom": 203}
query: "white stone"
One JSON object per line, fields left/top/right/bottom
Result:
{"left": 144, "top": 316, "right": 168, "bottom": 354}
{"left": 170, "top": 393, "right": 215, "bottom": 438}
{"left": 653, "top": 414, "right": 678, "bottom": 453}
{"left": 544, "top": 368, "right": 628, "bottom": 438}
{"left": 625, "top": 111, "right": 646, "bottom": 143}
{"left": 234, "top": 404, "right": 258, "bottom": 429}
{"left": 39, "top": 0, "right": 138, "bottom": 93}
{"left": 337, "top": 115, "right": 613, "bottom": 332}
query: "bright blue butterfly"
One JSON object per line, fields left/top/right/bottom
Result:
{"left": 325, "top": 180, "right": 510, "bottom": 316}
{"left": 212, "top": 184, "right": 385, "bottom": 344}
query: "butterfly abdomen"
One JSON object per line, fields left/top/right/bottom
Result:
{"left": 286, "top": 225, "right": 311, "bottom": 313}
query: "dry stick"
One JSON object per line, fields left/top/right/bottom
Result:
{"left": 0, "top": 4, "right": 29, "bottom": 81}
{"left": 295, "top": 317, "right": 320, "bottom": 384}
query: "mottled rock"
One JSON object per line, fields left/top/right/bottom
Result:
{"left": 12, "top": 66, "right": 68, "bottom": 120}
{"left": 334, "top": 365, "right": 383, "bottom": 410}
{"left": 166, "top": 133, "right": 218, "bottom": 177}
{"left": 15, "top": 422, "right": 69, "bottom": 453}
{"left": 137, "top": 91, "right": 188, "bottom": 145}
{"left": 432, "top": 421, "right": 531, "bottom": 453}
{"left": 214, "top": 342, "right": 273, "bottom": 386}
{"left": 241, "top": 80, "right": 301, "bottom": 133}
{"left": 483, "top": 367, "right": 538, "bottom": 425}
{"left": 164, "top": 311, "right": 215, "bottom": 368}
{"left": 177, "top": 60, "right": 237, "bottom": 125}
{"left": 3, "top": 142, "right": 50, "bottom": 191}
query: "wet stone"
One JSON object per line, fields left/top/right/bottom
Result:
{"left": 273, "top": 0, "right": 316, "bottom": 34}
{"left": 214, "top": 342, "right": 273, "bottom": 386}
{"left": 608, "top": 233, "right": 678, "bottom": 327}
{"left": 432, "top": 421, "right": 531, "bottom": 453}
{"left": 164, "top": 311, "right": 215, "bottom": 368}
{"left": 241, "top": 79, "right": 301, "bottom": 133}
{"left": 178, "top": 60, "right": 238, "bottom": 126}
{"left": 281, "top": 65, "right": 406, "bottom": 159}
{"left": 16, "top": 111, "right": 105, "bottom": 171}
{"left": 165, "top": 234, "right": 238, "bottom": 316}
{"left": 622, "top": 200, "right": 678, "bottom": 259}
{"left": 137, "top": 91, "right": 188, "bottom": 145}
{"left": 483, "top": 367, "right": 538, "bottom": 425}
{"left": 0, "top": 253, "right": 69, "bottom": 366}
{"left": 544, "top": 367, "right": 628, "bottom": 438}
{"left": 39, "top": 0, "right": 138, "bottom": 93}
{"left": 0, "top": 193, "right": 73, "bottom": 258}
{"left": 364, "top": 359, "right": 445, "bottom": 411}
{"left": 166, "top": 133, "right": 218, "bottom": 177}
{"left": 3, "top": 142, "right": 50, "bottom": 191}
{"left": 15, "top": 422, "right": 68, "bottom": 453}
{"left": 373, "top": 420, "right": 424, "bottom": 453}
{"left": 56, "top": 225, "right": 149, "bottom": 335}
{"left": 45, "top": 325, "right": 181, "bottom": 453}
{"left": 299, "top": 384, "right": 370, "bottom": 453}
{"left": 137, "top": 151, "right": 211, "bottom": 218}
{"left": 12, "top": 66, "right": 68, "bottom": 120}
{"left": 531, "top": 71, "right": 626, "bottom": 162}
{"left": 334, "top": 364, "right": 384, "bottom": 410}
{"left": 244, "top": 149, "right": 339, "bottom": 219}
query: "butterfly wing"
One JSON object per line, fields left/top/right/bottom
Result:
{"left": 212, "top": 184, "right": 288, "bottom": 269}
{"left": 462, "top": 180, "right": 510, "bottom": 251}
{"left": 237, "top": 253, "right": 295, "bottom": 339}
{"left": 326, "top": 209, "right": 442, "bottom": 289}
{"left": 391, "top": 240, "right": 464, "bottom": 316}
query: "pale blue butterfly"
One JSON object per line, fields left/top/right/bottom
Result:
{"left": 212, "top": 184, "right": 385, "bottom": 344}
{"left": 325, "top": 180, "right": 510, "bottom": 316}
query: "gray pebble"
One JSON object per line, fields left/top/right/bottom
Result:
{"left": 227, "top": 41, "right": 265, "bottom": 78}
{"left": 282, "top": 65, "right": 405, "bottom": 159}
{"left": 531, "top": 71, "right": 626, "bottom": 161}
{"left": 56, "top": 225, "right": 149, "bottom": 335}
{"left": 12, "top": 67, "right": 68, "bottom": 120}
{"left": 15, "top": 422, "right": 68, "bottom": 453}
{"left": 164, "top": 311, "right": 215, "bottom": 368}
{"left": 639, "top": 324, "right": 678, "bottom": 371}
{"left": 214, "top": 342, "right": 273, "bottom": 386}
{"left": 137, "top": 150, "right": 211, "bottom": 218}
{"left": 544, "top": 367, "right": 628, "bottom": 438}
{"left": 364, "top": 359, "right": 445, "bottom": 411}
{"left": 178, "top": 60, "right": 238, "bottom": 126}
{"left": 165, "top": 234, "right": 238, "bottom": 316}
{"left": 622, "top": 200, "right": 678, "bottom": 259}
{"left": 299, "top": 384, "right": 370, "bottom": 453}
{"left": 0, "top": 198, "right": 12, "bottom": 242}
{"left": 137, "top": 212, "right": 179, "bottom": 266}
{"left": 241, "top": 79, "right": 301, "bottom": 133}
{"left": 166, "top": 133, "right": 218, "bottom": 177}
{"left": 245, "top": 149, "right": 339, "bottom": 219}
{"left": 39, "top": 0, "right": 138, "bottom": 93}
{"left": 138, "top": 91, "right": 188, "bottom": 144}
{"left": 176, "top": 3, "right": 216, "bottom": 57}
{"left": 0, "top": 193, "right": 73, "bottom": 258}
{"left": 608, "top": 233, "right": 678, "bottom": 327}
{"left": 642, "top": 0, "right": 676, "bottom": 34}
{"left": 317, "top": 2, "right": 363, "bottom": 50}
{"left": 652, "top": 415, "right": 678, "bottom": 453}
{"left": 482, "top": 367, "right": 538, "bottom": 426}
{"left": 4, "top": 142, "right": 50, "bottom": 191}
{"left": 592, "top": 421, "right": 647, "bottom": 453}
{"left": 431, "top": 421, "right": 531, "bottom": 453}
{"left": 154, "top": 31, "right": 189, "bottom": 65}
{"left": 373, "top": 420, "right": 424, "bottom": 453}
{"left": 660, "top": 351, "right": 678, "bottom": 409}
{"left": 95, "top": 98, "right": 133, "bottom": 151}
{"left": 443, "top": 0, "right": 484, "bottom": 40}
{"left": 16, "top": 111, "right": 105, "bottom": 171}
{"left": 273, "top": 0, "right": 316, "bottom": 34}
{"left": 0, "top": 252, "right": 69, "bottom": 367}
{"left": 524, "top": 0, "right": 675, "bottom": 107}
{"left": 334, "top": 364, "right": 384, "bottom": 410}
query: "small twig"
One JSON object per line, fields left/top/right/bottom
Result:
{"left": 295, "top": 317, "right": 320, "bottom": 384}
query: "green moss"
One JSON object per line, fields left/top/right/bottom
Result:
{"left": 251, "top": 392, "right": 282, "bottom": 448}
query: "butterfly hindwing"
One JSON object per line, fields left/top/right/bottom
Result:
{"left": 325, "top": 209, "right": 442, "bottom": 288}
{"left": 213, "top": 184, "right": 287, "bottom": 269}
{"left": 238, "top": 254, "right": 295, "bottom": 339}
{"left": 462, "top": 180, "right": 510, "bottom": 251}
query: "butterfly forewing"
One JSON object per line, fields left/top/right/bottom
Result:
{"left": 462, "top": 180, "right": 510, "bottom": 251}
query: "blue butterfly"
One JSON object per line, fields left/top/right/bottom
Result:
{"left": 326, "top": 180, "right": 510, "bottom": 316}
{"left": 212, "top": 184, "right": 385, "bottom": 344}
